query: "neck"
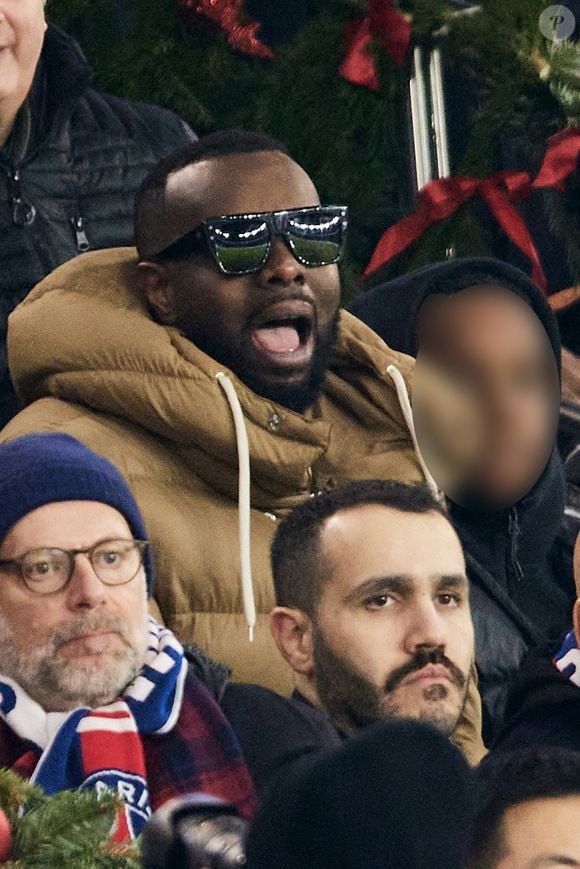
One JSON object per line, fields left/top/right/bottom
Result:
{"left": 293, "top": 672, "right": 319, "bottom": 706}
{"left": 0, "top": 107, "right": 18, "bottom": 149}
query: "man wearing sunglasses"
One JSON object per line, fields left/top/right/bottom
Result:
{"left": 1, "top": 130, "right": 428, "bottom": 703}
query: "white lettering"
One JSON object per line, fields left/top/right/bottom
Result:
{"left": 117, "top": 781, "right": 136, "bottom": 804}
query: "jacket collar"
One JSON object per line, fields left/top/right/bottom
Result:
{"left": 5, "top": 24, "right": 91, "bottom": 165}
{"left": 9, "top": 247, "right": 416, "bottom": 511}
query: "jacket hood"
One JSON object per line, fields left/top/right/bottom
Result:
{"left": 7, "top": 247, "right": 420, "bottom": 513}
{"left": 349, "top": 257, "right": 562, "bottom": 377}
{"left": 451, "top": 444, "right": 566, "bottom": 577}
{"left": 7, "top": 246, "right": 427, "bottom": 641}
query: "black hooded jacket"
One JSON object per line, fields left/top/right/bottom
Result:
{"left": 0, "top": 24, "right": 194, "bottom": 428}
{"left": 492, "top": 645, "right": 580, "bottom": 755}
{"left": 350, "top": 258, "right": 575, "bottom": 742}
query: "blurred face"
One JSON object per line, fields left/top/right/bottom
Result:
{"left": 496, "top": 797, "right": 580, "bottom": 868}
{"left": 140, "top": 152, "right": 341, "bottom": 412}
{"left": 0, "top": 0, "right": 46, "bottom": 133}
{"left": 414, "top": 286, "right": 559, "bottom": 510}
{"left": 312, "top": 505, "right": 474, "bottom": 735}
{"left": 0, "top": 501, "right": 149, "bottom": 711}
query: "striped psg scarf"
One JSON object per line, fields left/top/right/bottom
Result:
{"left": 0, "top": 618, "right": 255, "bottom": 839}
{"left": 553, "top": 628, "right": 580, "bottom": 685}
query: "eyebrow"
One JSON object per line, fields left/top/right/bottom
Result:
{"left": 344, "top": 573, "right": 468, "bottom": 604}
{"left": 529, "top": 856, "right": 580, "bottom": 868}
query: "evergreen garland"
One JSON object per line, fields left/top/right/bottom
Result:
{"left": 46, "top": 0, "right": 580, "bottom": 294}
{"left": 0, "top": 769, "right": 140, "bottom": 868}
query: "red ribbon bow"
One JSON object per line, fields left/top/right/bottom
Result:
{"left": 364, "top": 126, "right": 580, "bottom": 292}
{"left": 340, "top": 0, "right": 412, "bottom": 90}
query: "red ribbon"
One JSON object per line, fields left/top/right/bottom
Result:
{"left": 340, "top": 0, "right": 412, "bottom": 90}
{"left": 178, "top": 0, "right": 274, "bottom": 59}
{"left": 364, "top": 126, "right": 580, "bottom": 292}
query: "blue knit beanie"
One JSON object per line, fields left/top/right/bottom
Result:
{"left": 0, "top": 434, "right": 153, "bottom": 594}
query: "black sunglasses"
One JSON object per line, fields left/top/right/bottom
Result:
{"left": 151, "top": 205, "right": 348, "bottom": 276}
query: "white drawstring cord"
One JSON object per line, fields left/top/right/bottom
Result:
{"left": 216, "top": 372, "right": 256, "bottom": 642}
{"left": 386, "top": 364, "right": 442, "bottom": 501}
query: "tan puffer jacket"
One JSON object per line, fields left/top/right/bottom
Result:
{"left": 1, "top": 247, "right": 485, "bottom": 763}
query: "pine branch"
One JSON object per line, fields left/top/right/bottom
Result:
{"left": 14, "top": 790, "right": 121, "bottom": 867}
{"left": 546, "top": 41, "right": 580, "bottom": 125}
{"left": 0, "top": 770, "right": 44, "bottom": 828}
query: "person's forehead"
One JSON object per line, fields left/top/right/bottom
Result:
{"left": 0, "top": 501, "right": 132, "bottom": 556}
{"left": 418, "top": 284, "right": 550, "bottom": 359}
{"left": 501, "top": 796, "right": 580, "bottom": 867}
{"left": 157, "top": 151, "right": 320, "bottom": 250}
{"left": 319, "top": 504, "right": 465, "bottom": 591}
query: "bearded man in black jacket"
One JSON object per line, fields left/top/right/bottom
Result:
{"left": 0, "top": 0, "right": 194, "bottom": 426}
{"left": 350, "top": 258, "right": 575, "bottom": 742}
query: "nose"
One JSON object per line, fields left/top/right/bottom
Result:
{"left": 257, "top": 238, "right": 306, "bottom": 287}
{"left": 65, "top": 555, "right": 107, "bottom": 610}
{"left": 403, "top": 597, "right": 447, "bottom": 654}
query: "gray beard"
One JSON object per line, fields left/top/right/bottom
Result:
{"left": 0, "top": 608, "right": 148, "bottom": 711}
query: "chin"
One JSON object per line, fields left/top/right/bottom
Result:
{"left": 416, "top": 704, "right": 460, "bottom": 737}
{"left": 382, "top": 688, "right": 462, "bottom": 737}
{"left": 36, "top": 650, "right": 141, "bottom": 710}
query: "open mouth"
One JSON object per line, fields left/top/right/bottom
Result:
{"left": 250, "top": 300, "right": 315, "bottom": 367}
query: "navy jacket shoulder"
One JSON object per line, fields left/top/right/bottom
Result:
{"left": 221, "top": 684, "right": 343, "bottom": 796}
{"left": 493, "top": 648, "right": 580, "bottom": 755}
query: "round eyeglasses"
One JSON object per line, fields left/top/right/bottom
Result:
{"left": 0, "top": 538, "right": 149, "bottom": 594}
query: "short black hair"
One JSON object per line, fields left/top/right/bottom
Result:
{"left": 134, "top": 129, "right": 289, "bottom": 258}
{"left": 271, "top": 479, "right": 448, "bottom": 615}
{"left": 469, "top": 748, "right": 580, "bottom": 868}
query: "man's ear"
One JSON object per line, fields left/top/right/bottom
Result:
{"left": 136, "top": 261, "right": 178, "bottom": 324}
{"left": 573, "top": 598, "right": 580, "bottom": 641}
{"left": 270, "top": 606, "right": 315, "bottom": 676}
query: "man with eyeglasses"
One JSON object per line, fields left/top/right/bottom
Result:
{"left": 1, "top": 129, "right": 437, "bottom": 707}
{"left": 0, "top": 433, "right": 257, "bottom": 838}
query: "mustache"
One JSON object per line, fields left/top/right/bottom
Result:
{"left": 384, "top": 647, "right": 466, "bottom": 694}
{"left": 247, "top": 289, "right": 316, "bottom": 322}
{"left": 51, "top": 613, "right": 130, "bottom": 650}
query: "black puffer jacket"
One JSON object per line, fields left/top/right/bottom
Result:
{"left": 0, "top": 24, "right": 194, "bottom": 427}
{"left": 350, "top": 258, "right": 575, "bottom": 743}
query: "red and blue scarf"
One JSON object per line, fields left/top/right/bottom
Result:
{"left": 0, "top": 619, "right": 255, "bottom": 839}
{"left": 553, "top": 628, "right": 580, "bottom": 685}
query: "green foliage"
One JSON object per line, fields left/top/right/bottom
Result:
{"left": 46, "top": 0, "right": 580, "bottom": 290}
{"left": 547, "top": 41, "right": 580, "bottom": 126}
{"left": 0, "top": 771, "right": 43, "bottom": 828}
{"left": 399, "top": 0, "right": 578, "bottom": 281}
{"left": 0, "top": 769, "right": 140, "bottom": 868}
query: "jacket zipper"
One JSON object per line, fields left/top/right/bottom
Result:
{"left": 71, "top": 215, "right": 90, "bottom": 252}
{"left": 7, "top": 167, "right": 36, "bottom": 226}
{"left": 508, "top": 506, "right": 524, "bottom": 586}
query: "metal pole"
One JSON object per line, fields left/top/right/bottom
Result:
{"left": 429, "top": 47, "right": 451, "bottom": 178}
{"left": 409, "top": 46, "right": 433, "bottom": 191}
